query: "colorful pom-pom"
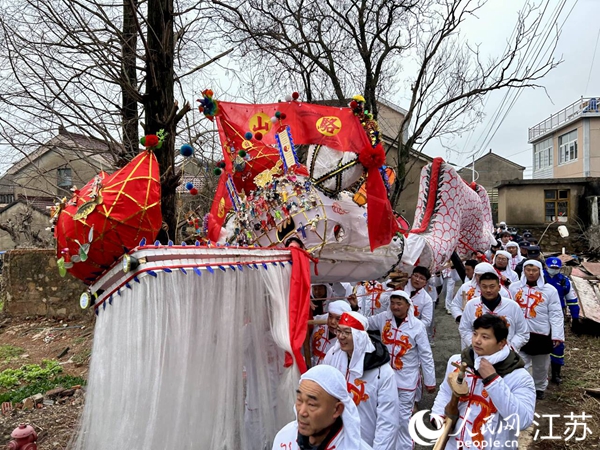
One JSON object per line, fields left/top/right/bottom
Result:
{"left": 180, "top": 143, "right": 194, "bottom": 157}
{"left": 275, "top": 111, "right": 281, "bottom": 118}
{"left": 270, "top": 116, "right": 278, "bottom": 123}
{"left": 280, "top": 113, "right": 287, "bottom": 120}
{"left": 185, "top": 182, "right": 194, "bottom": 190}
{"left": 144, "top": 135, "right": 159, "bottom": 147}
{"left": 189, "top": 188, "right": 198, "bottom": 195}
{"left": 214, "top": 167, "right": 222, "bottom": 175}
{"left": 358, "top": 143, "right": 386, "bottom": 169}
{"left": 285, "top": 95, "right": 292, "bottom": 102}
{"left": 254, "top": 132, "right": 263, "bottom": 140}
{"left": 244, "top": 131, "right": 253, "bottom": 140}
{"left": 139, "top": 136, "right": 146, "bottom": 146}
{"left": 218, "top": 161, "right": 226, "bottom": 169}
{"left": 238, "top": 150, "right": 247, "bottom": 158}
{"left": 350, "top": 100, "right": 358, "bottom": 109}
{"left": 292, "top": 91, "right": 299, "bottom": 100}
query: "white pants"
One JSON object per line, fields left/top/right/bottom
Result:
{"left": 520, "top": 352, "right": 550, "bottom": 391}
{"left": 397, "top": 389, "right": 416, "bottom": 450}
{"left": 444, "top": 278, "right": 456, "bottom": 311}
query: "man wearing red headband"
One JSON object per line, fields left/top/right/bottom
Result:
{"left": 367, "top": 291, "right": 435, "bottom": 449}
{"left": 324, "top": 311, "right": 398, "bottom": 450}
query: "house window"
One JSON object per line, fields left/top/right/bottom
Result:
{"left": 558, "top": 130, "right": 577, "bottom": 164}
{"left": 544, "top": 189, "right": 569, "bottom": 222}
{"left": 57, "top": 167, "right": 72, "bottom": 189}
{"left": 534, "top": 138, "right": 553, "bottom": 170}
{"left": 0, "top": 194, "right": 14, "bottom": 204}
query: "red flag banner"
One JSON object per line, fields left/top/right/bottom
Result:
{"left": 216, "top": 101, "right": 372, "bottom": 156}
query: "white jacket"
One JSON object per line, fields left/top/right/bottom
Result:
{"left": 324, "top": 348, "right": 399, "bottom": 450}
{"left": 272, "top": 421, "right": 373, "bottom": 450}
{"left": 450, "top": 283, "right": 511, "bottom": 319}
{"left": 431, "top": 353, "right": 536, "bottom": 449}
{"left": 458, "top": 297, "right": 529, "bottom": 351}
{"left": 404, "top": 281, "right": 433, "bottom": 329}
{"left": 311, "top": 314, "right": 337, "bottom": 366}
{"left": 354, "top": 282, "right": 389, "bottom": 317}
{"left": 367, "top": 310, "right": 435, "bottom": 390}
{"left": 509, "top": 281, "right": 565, "bottom": 341}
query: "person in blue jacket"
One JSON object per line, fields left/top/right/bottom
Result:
{"left": 544, "top": 257, "right": 580, "bottom": 384}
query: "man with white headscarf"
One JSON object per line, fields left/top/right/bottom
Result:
{"left": 272, "top": 364, "right": 373, "bottom": 449}
{"left": 450, "top": 262, "right": 511, "bottom": 321}
{"left": 493, "top": 250, "right": 519, "bottom": 286}
{"left": 311, "top": 300, "right": 352, "bottom": 366}
{"left": 509, "top": 260, "right": 564, "bottom": 400}
{"left": 324, "top": 312, "right": 398, "bottom": 450}
{"left": 367, "top": 291, "right": 435, "bottom": 450}
{"left": 432, "top": 314, "right": 535, "bottom": 449}
{"left": 506, "top": 241, "right": 523, "bottom": 270}
{"left": 458, "top": 272, "right": 529, "bottom": 351}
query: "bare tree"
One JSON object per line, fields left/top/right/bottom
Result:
{"left": 210, "top": 0, "right": 421, "bottom": 118}
{"left": 0, "top": 0, "right": 230, "bottom": 240}
{"left": 0, "top": 202, "right": 53, "bottom": 248}
{"left": 210, "top": 0, "right": 561, "bottom": 208}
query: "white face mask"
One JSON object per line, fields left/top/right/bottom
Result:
{"left": 547, "top": 268, "right": 560, "bottom": 276}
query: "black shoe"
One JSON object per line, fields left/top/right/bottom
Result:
{"left": 536, "top": 390, "right": 545, "bottom": 400}
{"left": 551, "top": 363, "right": 563, "bottom": 385}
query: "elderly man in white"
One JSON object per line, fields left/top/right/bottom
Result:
{"left": 324, "top": 311, "right": 398, "bottom": 450}
{"left": 272, "top": 364, "right": 373, "bottom": 449}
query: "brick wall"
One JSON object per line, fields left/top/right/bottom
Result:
{"left": 2, "top": 249, "right": 92, "bottom": 319}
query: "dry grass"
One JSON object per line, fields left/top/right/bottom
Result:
{"left": 529, "top": 327, "right": 600, "bottom": 449}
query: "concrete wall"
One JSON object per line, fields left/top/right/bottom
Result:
{"left": 498, "top": 183, "right": 585, "bottom": 225}
{"left": 553, "top": 124, "right": 584, "bottom": 178}
{"left": 2, "top": 249, "right": 90, "bottom": 319}
{"left": 589, "top": 117, "right": 600, "bottom": 176}
{"left": 12, "top": 148, "right": 101, "bottom": 199}
{"left": 457, "top": 152, "right": 524, "bottom": 192}
{"left": 0, "top": 202, "right": 52, "bottom": 250}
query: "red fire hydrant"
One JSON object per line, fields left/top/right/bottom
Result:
{"left": 7, "top": 424, "right": 37, "bottom": 450}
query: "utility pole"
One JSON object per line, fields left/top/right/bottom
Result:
{"left": 471, "top": 155, "right": 475, "bottom": 183}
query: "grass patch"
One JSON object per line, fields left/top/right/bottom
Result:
{"left": 0, "top": 345, "right": 24, "bottom": 361}
{"left": 0, "top": 360, "right": 62, "bottom": 389}
{"left": 72, "top": 348, "right": 91, "bottom": 366}
{"left": 0, "top": 375, "right": 86, "bottom": 404}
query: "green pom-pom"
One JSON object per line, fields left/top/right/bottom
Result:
{"left": 139, "top": 136, "right": 146, "bottom": 146}
{"left": 238, "top": 150, "right": 247, "bottom": 158}
{"left": 275, "top": 111, "right": 281, "bottom": 118}
{"left": 214, "top": 167, "right": 222, "bottom": 176}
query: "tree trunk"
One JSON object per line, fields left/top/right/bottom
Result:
{"left": 120, "top": 0, "right": 139, "bottom": 165}
{"left": 145, "top": 0, "right": 178, "bottom": 242}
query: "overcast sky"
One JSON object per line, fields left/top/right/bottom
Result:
{"left": 409, "top": 0, "right": 599, "bottom": 178}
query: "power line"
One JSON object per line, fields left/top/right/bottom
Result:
{"left": 585, "top": 27, "right": 600, "bottom": 94}
{"left": 468, "top": 0, "right": 575, "bottom": 163}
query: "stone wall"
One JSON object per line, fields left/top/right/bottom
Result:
{"left": 2, "top": 249, "right": 92, "bottom": 319}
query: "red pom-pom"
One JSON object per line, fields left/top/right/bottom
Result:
{"left": 358, "top": 143, "right": 386, "bottom": 169}
{"left": 292, "top": 91, "right": 299, "bottom": 100}
{"left": 254, "top": 132, "right": 263, "bottom": 140}
{"left": 189, "top": 187, "right": 198, "bottom": 195}
{"left": 280, "top": 113, "right": 287, "bottom": 120}
{"left": 350, "top": 100, "right": 358, "bottom": 109}
{"left": 144, "top": 135, "right": 159, "bottom": 147}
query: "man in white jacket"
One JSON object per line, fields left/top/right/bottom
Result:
{"left": 450, "top": 262, "right": 511, "bottom": 321}
{"left": 458, "top": 272, "right": 529, "bottom": 351}
{"left": 324, "top": 312, "right": 398, "bottom": 450}
{"left": 311, "top": 300, "right": 352, "bottom": 366}
{"left": 272, "top": 364, "right": 372, "bottom": 450}
{"left": 403, "top": 266, "right": 434, "bottom": 337}
{"left": 366, "top": 291, "right": 435, "bottom": 450}
{"left": 432, "top": 314, "right": 536, "bottom": 449}
{"left": 492, "top": 251, "right": 519, "bottom": 286}
{"left": 509, "top": 260, "right": 564, "bottom": 399}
